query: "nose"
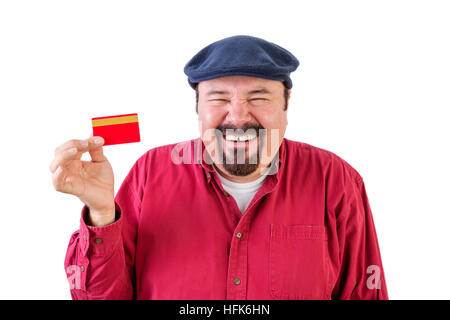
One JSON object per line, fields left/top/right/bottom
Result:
{"left": 225, "top": 98, "right": 253, "bottom": 126}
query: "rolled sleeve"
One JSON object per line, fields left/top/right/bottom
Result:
{"left": 65, "top": 201, "right": 132, "bottom": 299}
{"left": 78, "top": 202, "right": 123, "bottom": 257}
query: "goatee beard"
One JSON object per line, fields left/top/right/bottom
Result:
{"left": 222, "top": 148, "right": 260, "bottom": 176}
{"left": 215, "top": 123, "right": 265, "bottom": 176}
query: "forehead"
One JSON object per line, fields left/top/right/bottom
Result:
{"left": 197, "top": 75, "right": 284, "bottom": 93}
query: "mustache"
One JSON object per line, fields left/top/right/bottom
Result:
{"left": 216, "top": 123, "right": 265, "bottom": 135}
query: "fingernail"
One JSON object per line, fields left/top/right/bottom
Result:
{"left": 94, "top": 138, "right": 103, "bottom": 145}
{"left": 67, "top": 147, "right": 77, "bottom": 154}
{"left": 55, "top": 166, "right": 62, "bottom": 174}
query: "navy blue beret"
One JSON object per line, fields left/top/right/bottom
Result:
{"left": 184, "top": 35, "right": 299, "bottom": 89}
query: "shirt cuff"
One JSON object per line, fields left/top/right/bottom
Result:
{"left": 78, "top": 202, "right": 123, "bottom": 257}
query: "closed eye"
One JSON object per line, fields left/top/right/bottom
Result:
{"left": 249, "top": 98, "right": 269, "bottom": 105}
{"left": 208, "top": 99, "right": 230, "bottom": 106}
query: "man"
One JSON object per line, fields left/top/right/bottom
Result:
{"left": 50, "top": 35, "right": 388, "bottom": 299}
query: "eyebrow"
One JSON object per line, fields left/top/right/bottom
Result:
{"left": 206, "top": 90, "right": 230, "bottom": 96}
{"left": 247, "top": 88, "right": 272, "bottom": 95}
{"left": 206, "top": 88, "right": 272, "bottom": 96}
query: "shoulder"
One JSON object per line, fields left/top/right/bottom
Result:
{"left": 119, "top": 139, "right": 199, "bottom": 194}
{"left": 282, "top": 138, "right": 363, "bottom": 185}
{"left": 137, "top": 138, "right": 197, "bottom": 164}
{"left": 130, "top": 138, "right": 201, "bottom": 181}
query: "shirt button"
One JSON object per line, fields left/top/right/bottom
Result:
{"left": 80, "top": 266, "right": 85, "bottom": 272}
{"left": 233, "top": 278, "right": 241, "bottom": 285}
{"left": 206, "top": 173, "right": 211, "bottom": 178}
{"left": 94, "top": 238, "right": 103, "bottom": 244}
{"left": 83, "top": 235, "right": 87, "bottom": 241}
{"left": 236, "top": 232, "right": 242, "bottom": 239}
{"left": 223, "top": 191, "right": 230, "bottom": 197}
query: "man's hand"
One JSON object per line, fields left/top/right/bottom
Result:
{"left": 50, "top": 136, "right": 115, "bottom": 227}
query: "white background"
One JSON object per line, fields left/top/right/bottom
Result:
{"left": 0, "top": 0, "right": 449, "bottom": 299}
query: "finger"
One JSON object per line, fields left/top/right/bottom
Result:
{"left": 52, "top": 165, "right": 71, "bottom": 194}
{"left": 54, "top": 139, "right": 90, "bottom": 157}
{"left": 87, "top": 136, "right": 107, "bottom": 162}
{"left": 52, "top": 165, "right": 84, "bottom": 197}
{"left": 63, "top": 172, "right": 85, "bottom": 197}
{"left": 49, "top": 144, "right": 85, "bottom": 173}
{"left": 50, "top": 137, "right": 104, "bottom": 173}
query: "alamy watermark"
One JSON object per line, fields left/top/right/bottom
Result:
{"left": 171, "top": 124, "right": 281, "bottom": 176}
{"left": 366, "top": 265, "right": 382, "bottom": 290}
{"left": 66, "top": 265, "right": 81, "bottom": 290}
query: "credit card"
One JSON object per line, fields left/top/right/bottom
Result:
{"left": 92, "top": 113, "right": 140, "bottom": 146}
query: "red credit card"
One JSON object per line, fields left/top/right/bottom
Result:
{"left": 92, "top": 113, "right": 140, "bottom": 146}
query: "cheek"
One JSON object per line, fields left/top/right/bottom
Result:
{"left": 199, "top": 107, "right": 223, "bottom": 127}
{"left": 198, "top": 108, "right": 226, "bottom": 142}
{"left": 273, "top": 116, "right": 287, "bottom": 145}
{"left": 253, "top": 108, "right": 286, "bottom": 130}
{"left": 253, "top": 110, "right": 287, "bottom": 145}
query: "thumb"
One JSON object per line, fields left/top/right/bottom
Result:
{"left": 88, "top": 136, "right": 107, "bottom": 162}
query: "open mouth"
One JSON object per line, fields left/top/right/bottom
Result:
{"left": 221, "top": 132, "right": 259, "bottom": 148}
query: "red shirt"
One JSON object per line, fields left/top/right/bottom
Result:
{"left": 64, "top": 138, "right": 388, "bottom": 300}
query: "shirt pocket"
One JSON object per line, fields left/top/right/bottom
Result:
{"left": 269, "top": 224, "right": 330, "bottom": 300}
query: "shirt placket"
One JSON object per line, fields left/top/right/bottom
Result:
{"left": 207, "top": 167, "right": 279, "bottom": 299}
{"left": 199, "top": 137, "right": 284, "bottom": 299}
{"left": 230, "top": 176, "right": 278, "bottom": 299}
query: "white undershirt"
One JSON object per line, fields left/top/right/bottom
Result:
{"left": 213, "top": 165, "right": 270, "bottom": 214}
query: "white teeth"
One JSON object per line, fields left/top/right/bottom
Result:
{"left": 225, "top": 134, "right": 257, "bottom": 142}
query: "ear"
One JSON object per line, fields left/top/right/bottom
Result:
{"left": 285, "top": 89, "right": 291, "bottom": 111}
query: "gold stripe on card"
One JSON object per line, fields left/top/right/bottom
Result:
{"left": 92, "top": 115, "right": 138, "bottom": 127}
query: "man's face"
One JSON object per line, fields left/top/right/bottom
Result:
{"left": 197, "top": 76, "right": 289, "bottom": 179}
